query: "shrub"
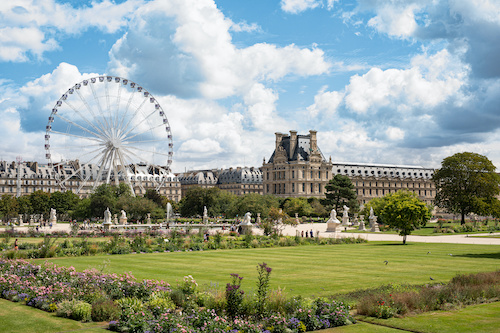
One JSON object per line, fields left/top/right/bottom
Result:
{"left": 91, "top": 299, "right": 120, "bottom": 322}
{"left": 146, "top": 291, "right": 175, "bottom": 317}
{"left": 57, "top": 299, "right": 92, "bottom": 322}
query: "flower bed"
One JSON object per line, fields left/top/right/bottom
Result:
{"left": 0, "top": 259, "right": 356, "bottom": 332}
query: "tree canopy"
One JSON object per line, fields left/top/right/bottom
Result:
{"left": 433, "top": 152, "right": 500, "bottom": 224}
{"left": 379, "top": 191, "right": 431, "bottom": 244}
{"left": 324, "top": 174, "right": 359, "bottom": 214}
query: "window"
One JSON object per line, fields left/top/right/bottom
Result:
{"left": 310, "top": 183, "right": 313, "bottom": 193}
{"left": 292, "top": 170, "right": 294, "bottom": 179}
{"left": 302, "top": 183, "right": 305, "bottom": 192}
{"left": 292, "top": 183, "right": 295, "bottom": 192}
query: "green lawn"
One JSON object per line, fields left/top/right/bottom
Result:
{"left": 355, "top": 302, "right": 500, "bottom": 333}
{"left": 0, "top": 298, "right": 107, "bottom": 333}
{"left": 37, "top": 242, "right": 500, "bottom": 296}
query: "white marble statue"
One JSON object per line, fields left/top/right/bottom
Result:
{"left": 326, "top": 208, "right": 341, "bottom": 232}
{"left": 103, "top": 208, "right": 112, "bottom": 224}
{"left": 343, "top": 205, "right": 349, "bottom": 217}
{"left": 242, "top": 212, "right": 252, "bottom": 225}
{"left": 121, "top": 210, "right": 127, "bottom": 219}
{"left": 50, "top": 208, "right": 56, "bottom": 220}
{"left": 370, "top": 207, "right": 374, "bottom": 218}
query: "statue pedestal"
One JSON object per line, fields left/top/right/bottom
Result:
{"left": 103, "top": 221, "right": 112, "bottom": 231}
{"left": 49, "top": 217, "right": 57, "bottom": 225}
{"left": 342, "top": 216, "right": 350, "bottom": 226}
{"left": 359, "top": 222, "right": 367, "bottom": 231}
{"left": 119, "top": 217, "right": 127, "bottom": 225}
{"left": 371, "top": 223, "right": 380, "bottom": 232}
{"left": 240, "top": 224, "right": 252, "bottom": 235}
{"left": 326, "top": 217, "right": 341, "bottom": 232}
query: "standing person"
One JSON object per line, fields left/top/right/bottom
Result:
{"left": 301, "top": 230, "right": 304, "bottom": 237}
{"left": 310, "top": 229, "right": 313, "bottom": 238}
{"left": 14, "top": 238, "right": 18, "bottom": 251}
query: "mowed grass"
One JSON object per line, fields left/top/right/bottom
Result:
{"left": 0, "top": 298, "right": 106, "bottom": 333}
{"left": 37, "top": 242, "right": 500, "bottom": 296}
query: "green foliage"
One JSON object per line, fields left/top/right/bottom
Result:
{"left": 146, "top": 291, "right": 175, "bottom": 317}
{"left": 283, "top": 197, "right": 313, "bottom": 217}
{"left": 225, "top": 273, "right": 244, "bottom": 318}
{"left": 379, "top": 191, "right": 431, "bottom": 244}
{"left": 0, "top": 194, "right": 19, "bottom": 220}
{"left": 256, "top": 262, "right": 272, "bottom": 317}
{"left": 324, "top": 174, "right": 359, "bottom": 213}
{"left": 433, "top": 152, "right": 500, "bottom": 224}
{"left": 29, "top": 190, "right": 51, "bottom": 215}
{"left": 56, "top": 299, "right": 92, "bottom": 322}
{"left": 91, "top": 298, "right": 120, "bottom": 322}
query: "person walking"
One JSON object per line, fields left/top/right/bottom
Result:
{"left": 14, "top": 238, "right": 18, "bottom": 251}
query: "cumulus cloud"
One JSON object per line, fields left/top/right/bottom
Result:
{"left": 281, "top": 0, "right": 322, "bottom": 14}
{"left": 0, "top": 0, "right": 143, "bottom": 62}
{"left": 108, "top": 0, "right": 331, "bottom": 99}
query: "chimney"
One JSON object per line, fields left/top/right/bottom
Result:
{"left": 289, "top": 130, "right": 297, "bottom": 160}
{"left": 275, "top": 132, "right": 284, "bottom": 152}
{"left": 309, "top": 130, "right": 317, "bottom": 152}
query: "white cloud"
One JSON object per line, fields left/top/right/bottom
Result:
{"left": 344, "top": 49, "right": 467, "bottom": 114}
{"left": 108, "top": 0, "right": 331, "bottom": 100}
{"left": 386, "top": 127, "right": 405, "bottom": 140}
{"left": 0, "top": 0, "right": 143, "bottom": 62}
{"left": 367, "top": 2, "right": 422, "bottom": 38}
{"left": 281, "top": 0, "right": 321, "bottom": 14}
{"left": 307, "top": 87, "right": 344, "bottom": 117}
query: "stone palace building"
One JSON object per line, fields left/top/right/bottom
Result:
{"left": 1, "top": 130, "right": 436, "bottom": 206}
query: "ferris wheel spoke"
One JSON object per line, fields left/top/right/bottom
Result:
{"left": 77, "top": 171, "right": 93, "bottom": 193}
{"left": 63, "top": 99, "right": 108, "bottom": 138}
{"left": 114, "top": 82, "right": 123, "bottom": 130}
{"left": 54, "top": 113, "right": 106, "bottom": 141}
{"left": 89, "top": 81, "right": 113, "bottom": 134}
{"left": 50, "top": 130, "right": 103, "bottom": 143}
{"left": 118, "top": 86, "right": 137, "bottom": 134}
{"left": 92, "top": 149, "right": 112, "bottom": 191}
{"left": 124, "top": 145, "right": 172, "bottom": 158}
{"left": 124, "top": 138, "right": 167, "bottom": 145}
{"left": 120, "top": 97, "right": 148, "bottom": 137}
{"left": 75, "top": 88, "right": 108, "bottom": 134}
{"left": 48, "top": 143, "right": 103, "bottom": 150}
{"left": 121, "top": 108, "right": 158, "bottom": 139}
{"left": 123, "top": 121, "right": 166, "bottom": 142}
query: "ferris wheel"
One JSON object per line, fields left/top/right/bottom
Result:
{"left": 44, "top": 76, "right": 173, "bottom": 195}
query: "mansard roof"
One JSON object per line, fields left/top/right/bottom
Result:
{"left": 268, "top": 132, "right": 326, "bottom": 163}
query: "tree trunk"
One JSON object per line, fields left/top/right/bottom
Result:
{"left": 402, "top": 234, "right": 407, "bottom": 245}
{"left": 461, "top": 212, "right": 465, "bottom": 225}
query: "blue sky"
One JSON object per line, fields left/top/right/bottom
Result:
{"left": 1, "top": 0, "right": 500, "bottom": 172}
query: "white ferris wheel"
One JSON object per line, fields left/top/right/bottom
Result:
{"left": 44, "top": 76, "right": 173, "bottom": 195}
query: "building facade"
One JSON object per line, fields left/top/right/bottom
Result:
{"left": 177, "top": 167, "right": 263, "bottom": 196}
{"left": 261, "top": 130, "right": 333, "bottom": 198}
{"left": 331, "top": 162, "right": 435, "bottom": 205}
{"left": 0, "top": 160, "right": 182, "bottom": 202}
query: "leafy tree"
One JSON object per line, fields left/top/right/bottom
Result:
{"left": 433, "top": 152, "right": 500, "bottom": 224}
{"left": 17, "top": 195, "right": 32, "bottom": 215}
{"left": 89, "top": 184, "right": 118, "bottom": 217}
{"left": 73, "top": 198, "right": 91, "bottom": 220}
{"left": 260, "top": 207, "right": 297, "bottom": 236}
{"left": 179, "top": 187, "right": 229, "bottom": 217}
{"left": 380, "top": 191, "right": 431, "bottom": 244}
{"left": 360, "top": 196, "right": 390, "bottom": 225}
{"left": 49, "top": 191, "right": 80, "bottom": 216}
{"left": 232, "top": 193, "right": 280, "bottom": 219}
{"left": 324, "top": 174, "right": 359, "bottom": 214}
{"left": 0, "top": 195, "right": 19, "bottom": 220}
{"left": 308, "top": 197, "right": 328, "bottom": 217}
{"left": 144, "top": 189, "right": 168, "bottom": 207}
{"left": 29, "top": 190, "right": 51, "bottom": 215}
{"left": 283, "top": 197, "right": 313, "bottom": 217}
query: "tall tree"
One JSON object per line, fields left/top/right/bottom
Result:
{"left": 0, "top": 195, "right": 19, "bottom": 220}
{"left": 380, "top": 191, "right": 431, "bottom": 244}
{"left": 282, "top": 197, "right": 313, "bottom": 217}
{"left": 433, "top": 152, "right": 500, "bottom": 224}
{"left": 324, "top": 174, "right": 359, "bottom": 214}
